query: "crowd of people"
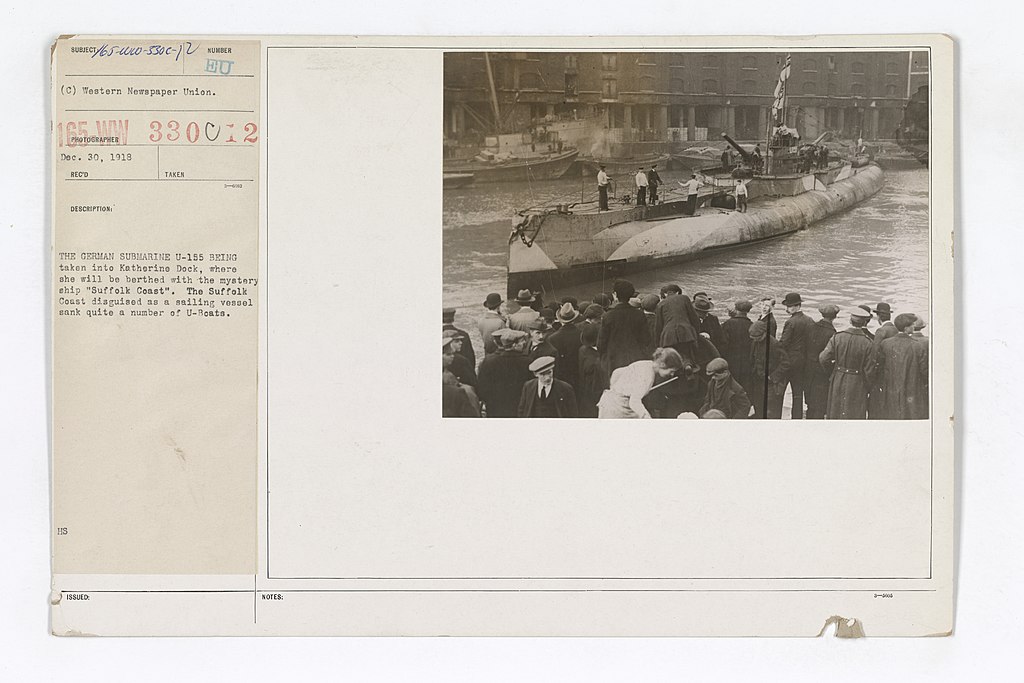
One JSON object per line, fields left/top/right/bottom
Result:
{"left": 442, "top": 280, "right": 929, "bottom": 420}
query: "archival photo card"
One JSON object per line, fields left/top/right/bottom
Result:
{"left": 50, "top": 34, "right": 954, "bottom": 637}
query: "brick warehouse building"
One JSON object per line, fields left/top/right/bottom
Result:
{"left": 443, "top": 51, "right": 929, "bottom": 151}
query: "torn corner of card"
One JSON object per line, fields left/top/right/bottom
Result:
{"left": 49, "top": 34, "right": 955, "bottom": 637}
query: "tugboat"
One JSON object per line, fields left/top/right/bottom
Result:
{"left": 505, "top": 55, "right": 885, "bottom": 298}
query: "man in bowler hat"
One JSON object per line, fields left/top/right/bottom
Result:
{"left": 779, "top": 292, "right": 816, "bottom": 419}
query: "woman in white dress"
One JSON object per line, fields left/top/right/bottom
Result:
{"left": 597, "top": 347, "right": 684, "bottom": 418}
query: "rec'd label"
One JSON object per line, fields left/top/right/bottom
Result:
{"left": 50, "top": 38, "right": 261, "bottom": 577}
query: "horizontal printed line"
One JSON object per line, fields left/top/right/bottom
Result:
{"left": 64, "top": 74, "right": 255, "bottom": 77}
{"left": 63, "top": 109, "right": 255, "bottom": 113}
{"left": 269, "top": 575, "right": 935, "bottom": 581}
{"left": 63, "top": 178, "right": 254, "bottom": 182}
{"left": 65, "top": 588, "right": 938, "bottom": 594}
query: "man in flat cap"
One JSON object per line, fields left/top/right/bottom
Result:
{"left": 868, "top": 302, "right": 897, "bottom": 418}
{"left": 872, "top": 313, "right": 929, "bottom": 419}
{"left": 598, "top": 279, "right": 652, "bottom": 376}
{"left": 443, "top": 307, "right": 476, "bottom": 369}
{"left": 478, "top": 293, "right": 507, "bottom": 356}
{"left": 476, "top": 328, "right": 532, "bottom": 418}
{"left": 805, "top": 304, "right": 840, "bottom": 419}
{"left": 518, "top": 356, "right": 578, "bottom": 418}
{"left": 698, "top": 358, "right": 752, "bottom": 419}
{"left": 779, "top": 292, "right": 816, "bottom": 419}
{"left": 818, "top": 307, "right": 874, "bottom": 419}
{"left": 721, "top": 300, "right": 754, "bottom": 397}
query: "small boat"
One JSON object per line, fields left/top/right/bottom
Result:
{"left": 578, "top": 153, "right": 671, "bottom": 177}
{"left": 442, "top": 172, "right": 475, "bottom": 189}
{"left": 443, "top": 148, "right": 580, "bottom": 184}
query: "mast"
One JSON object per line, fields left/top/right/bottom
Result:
{"left": 483, "top": 52, "right": 502, "bottom": 135}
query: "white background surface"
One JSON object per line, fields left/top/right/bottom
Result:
{"left": 2, "top": 0, "right": 1019, "bottom": 679}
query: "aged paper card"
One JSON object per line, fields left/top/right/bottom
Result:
{"left": 50, "top": 34, "right": 954, "bottom": 636}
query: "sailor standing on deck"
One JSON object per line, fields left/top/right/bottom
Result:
{"left": 679, "top": 173, "right": 703, "bottom": 215}
{"left": 734, "top": 179, "right": 748, "bottom": 213}
{"left": 634, "top": 167, "right": 649, "bottom": 206}
{"left": 648, "top": 164, "right": 662, "bottom": 205}
{"left": 597, "top": 164, "right": 610, "bottom": 211}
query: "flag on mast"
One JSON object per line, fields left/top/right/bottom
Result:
{"left": 770, "top": 54, "right": 792, "bottom": 125}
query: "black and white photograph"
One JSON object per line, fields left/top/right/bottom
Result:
{"left": 442, "top": 49, "right": 931, "bottom": 419}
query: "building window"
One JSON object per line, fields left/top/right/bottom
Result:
{"left": 850, "top": 82, "right": 865, "bottom": 95}
{"left": 851, "top": 61, "right": 866, "bottom": 75}
{"left": 740, "top": 78, "right": 757, "bottom": 94}
{"left": 802, "top": 81, "right": 817, "bottom": 95}
{"left": 602, "top": 53, "right": 618, "bottom": 71}
{"left": 602, "top": 78, "right": 618, "bottom": 98}
{"left": 827, "top": 82, "right": 838, "bottom": 96}
{"left": 564, "top": 73, "right": 578, "bottom": 97}
{"left": 564, "top": 54, "right": 578, "bottom": 70}
{"left": 885, "top": 61, "right": 899, "bottom": 75}
{"left": 671, "top": 53, "right": 686, "bottom": 66}
{"left": 519, "top": 72, "right": 542, "bottom": 90}
{"left": 701, "top": 78, "right": 719, "bottom": 93}
{"left": 637, "top": 53, "right": 657, "bottom": 66}
{"left": 803, "top": 58, "right": 817, "bottom": 72}
{"left": 670, "top": 78, "right": 685, "bottom": 92}
{"left": 885, "top": 83, "right": 898, "bottom": 96}
{"left": 640, "top": 75, "right": 656, "bottom": 92}
{"left": 741, "top": 56, "right": 757, "bottom": 70}
{"left": 703, "top": 54, "right": 720, "bottom": 68}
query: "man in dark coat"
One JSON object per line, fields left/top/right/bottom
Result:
{"left": 526, "top": 318, "right": 558, "bottom": 363}
{"left": 749, "top": 319, "right": 790, "bottom": 419}
{"left": 442, "top": 330, "right": 477, "bottom": 387}
{"left": 868, "top": 302, "right": 898, "bottom": 418}
{"left": 804, "top": 304, "right": 839, "bottom": 419}
{"left": 779, "top": 292, "right": 817, "bottom": 419}
{"left": 654, "top": 289, "right": 701, "bottom": 366}
{"left": 576, "top": 323, "right": 608, "bottom": 418}
{"left": 547, "top": 303, "right": 584, "bottom": 390}
{"left": 477, "top": 329, "right": 532, "bottom": 418}
{"left": 648, "top": 164, "right": 662, "bottom": 204}
{"left": 442, "top": 307, "right": 476, "bottom": 369}
{"left": 819, "top": 308, "right": 875, "bottom": 419}
{"left": 698, "top": 358, "right": 752, "bottom": 418}
{"left": 518, "top": 356, "right": 578, "bottom": 418}
{"left": 720, "top": 300, "right": 754, "bottom": 396}
{"left": 873, "top": 313, "right": 929, "bottom": 419}
{"left": 756, "top": 296, "right": 778, "bottom": 338}
{"left": 911, "top": 315, "right": 929, "bottom": 417}
{"left": 442, "top": 372, "right": 479, "bottom": 417}
{"left": 598, "top": 280, "right": 652, "bottom": 376}
{"left": 641, "top": 294, "right": 659, "bottom": 351}
{"left": 693, "top": 293, "right": 725, "bottom": 349}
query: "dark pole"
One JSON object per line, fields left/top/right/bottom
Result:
{"left": 762, "top": 330, "right": 770, "bottom": 419}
